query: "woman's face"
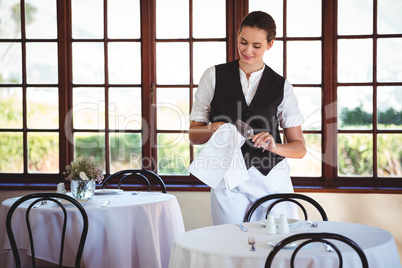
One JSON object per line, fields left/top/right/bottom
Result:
{"left": 237, "top": 26, "right": 273, "bottom": 68}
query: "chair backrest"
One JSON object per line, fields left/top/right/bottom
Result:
{"left": 243, "top": 193, "right": 328, "bottom": 222}
{"left": 101, "top": 169, "right": 167, "bottom": 193}
{"left": 5, "top": 192, "right": 88, "bottom": 268}
{"left": 265, "top": 232, "right": 369, "bottom": 268}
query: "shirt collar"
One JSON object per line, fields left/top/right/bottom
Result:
{"left": 239, "top": 65, "right": 266, "bottom": 79}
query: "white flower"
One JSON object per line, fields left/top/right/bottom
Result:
{"left": 79, "top": 171, "right": 89, "bottom": 181}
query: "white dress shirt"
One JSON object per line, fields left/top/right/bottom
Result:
{"left": 190, "top": 65, "right": 304, "bottom": 128}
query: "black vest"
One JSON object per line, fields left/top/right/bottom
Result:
{"left": 210, "top": 60, "right": 285, "bottom": 176}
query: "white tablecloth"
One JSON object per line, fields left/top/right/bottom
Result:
{"left": 0, "top": 192, "right": 185, "bottom": 268}
{"left": 169, "top": 221, "right": 401, "bottom": 268}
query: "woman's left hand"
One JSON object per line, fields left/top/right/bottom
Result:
{"left": 252, "top": 132, "right": 276, "bottom": 152}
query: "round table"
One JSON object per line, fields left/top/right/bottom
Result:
{"left": 169, "top": 220, "right": 401, "bottom": 268}
{"left": 0, "top": 191, "right": 185, "bottom": 268}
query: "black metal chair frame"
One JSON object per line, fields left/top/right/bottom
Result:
{"left": 265, "top": 232, "right": 369, "bottom": 268}
{"left": 101, "top": 169, "right": 167, "bottom": 193}
{"left": 5, "top": 192, "right": 88, "bottom": 268}
{"left": 243, "top": 193, "right": 328, "bottom": 222}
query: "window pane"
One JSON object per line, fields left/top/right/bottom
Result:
{"left": 294, "top": 87, "right": 321, "bottom": 131}
{"left": 0, "top": 87, "right": 22, "bottom": 128}
{"left": 378, "top": 0, "right": 402, "bottom": 34}
{"left": 193, "top": 42, "right": 226, "bottom": 84}
{"left": 264, "top": 40, "right": 283, "bottom": 76}
{"left": 28, "top": 132, "right": 59, "bottom": 173}
{"left": 156, "top": 43, "right": 189, "bottom": 85}
{"left": 377, "top": 38, "right": 402, "bottom": 82}
{"left": 74, "top": 132, "right": 106, "bottom": 170}
{"left": 72, "top": 0, "right": 103, "bottom": 39}
{"left": 338, "top": 39, "right": 372, "bottom": 83}
{"left": 0, "top": 43, "right": 22, "bottom": 84}
{"left": 338, "top": 86, "right": 373, "bottom": 130}
{"left": 287, "top": 0, "right": 321, "bottom": 37}
{"left": 249, "top": 0, "right": 283, "bottom": 38}
{"left": 378, "top": 134, "right": 402, "bottom": 177}
{"left": 193, "top": 0, "right": 225, "bottom": 38}
{"left": 287, "top": 41, "right": 321, "bottom": 84}
{"left": 157, "top": 88, "right": 189, "bottom": 130}
{"left": 0, "top": 0, "right": 20, "bottom": 38}
{"left": 157, "top": 133, "right": 190, "bottom": 175}
{"left": 26, "top": 42, "right": 58, "bottom": 84}
{"left": 72, "top": 42, "right": 105, "bottom": 84}
{"left": 73, "top": 87, "right": 105, "bottom": 129}
{"left": 110, "top": 133, "right": 142, "bottom": 172}
{"left": 27, "top": 87, "right": 58, "bottom": 129}
{"left": 108, "top": 42, "right": 141, "bottom": 84}
{"left": 0, "top": 132, "right": 23, "bottom": 172}
{"left": 338, "top": 0, "right": 372, "bottom": 35}
{"left": 109, "top": 87, "right": 142, "bottom": 130}
{"left": 338, "top": 134, "right": 373, "bottom": 177}
{"left": 289, "top": 134, "right": 321, "bottom": 177}
{"left": 107, "top": 0, "right": 140, "bottom": 39}
{"left": 377, "top": 86, "right": 402, "bottom": 130}
{"left": 156, "top": 0, "right": 188, "bottom": 39}
{"left": 193, "top": 143, "right": 205, "bottom": 158}
{"left": 25, "top": 0, "right": 57, "bottom": 39}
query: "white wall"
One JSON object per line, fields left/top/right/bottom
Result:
{"left": 1, "top": 190, "right": 401, "bottom": 264}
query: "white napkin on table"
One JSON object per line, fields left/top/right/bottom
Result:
{"left": 187, "top": 123, "right": 250, "bottom": 190}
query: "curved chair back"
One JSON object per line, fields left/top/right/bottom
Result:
{"left": 244, "top": 193, "right": 328, "bottom": 222}
{"left": 6, "top": 192, "right": 88, "bottom": 268}
{"left": 265, "top": 232, "right": 369, "bottom": 268}
{"left": 101, "top": 169, "right": 167, "bottom": 193}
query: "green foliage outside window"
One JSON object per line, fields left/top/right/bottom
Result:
{"left": 0, "top": 101, "right": 401, "bottom": 176}
{"left": 340, "top": 106, "right": 402, "bottom": 127}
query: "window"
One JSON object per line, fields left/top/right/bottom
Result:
{"left": 249, "top": 0, "right": 402, "bottom": 190}
{"left": 0, "top": 0, "right": 401, "bottom": 191}
{"left": 250, "top": 0, "right": 323, "bottom": 180}
{"left": 155, "top": 0, "right": 226, "bottom": 178}
{"left": 70, "top": 0, "right": 142, "bottom": 175}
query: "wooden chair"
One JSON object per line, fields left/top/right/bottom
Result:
{"left": 243, "top": 193, "right": 328, "bottom": 222}
{"left": 265, "top": 232, "right": 369, "bottom": 268}
{"left": 6, "top": 192, "right": 88, "bottom": 268}
{"left": 101, "top": 169, "right": 167, "bottom": 193}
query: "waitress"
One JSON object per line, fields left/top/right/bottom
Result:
{"left": 189, "top": 11, "right": 306, "bottom": 225}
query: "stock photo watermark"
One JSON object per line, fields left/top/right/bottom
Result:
{"left": 64, "top": 100, "right": 335, "bottom": 168}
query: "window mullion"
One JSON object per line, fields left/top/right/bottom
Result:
{"left": 57, "top": 0, "right": 72, "bottom": 174}
{"left": 322, "top": 0, "right": 337, "bottom": 184}
{"left": 372, "top": 0, "right": 378, "bottom": 178}
{"left": 141, "top": 0, "right": 156, "bottom": 171}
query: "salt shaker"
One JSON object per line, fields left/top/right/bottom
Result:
{"left": 56, "top": 182, "right": 66, "bottom": 194}
{"left": 266, "top": 214, "right": 276, "bottom": 235}
{"left": 278, "top": 214, "right": 289, "bottom": 234}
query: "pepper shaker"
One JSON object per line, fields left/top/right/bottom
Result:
{"left": 278, "top": 214, "right": 289, "bottom": 234}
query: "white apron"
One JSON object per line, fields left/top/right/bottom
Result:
{"left": 210, "top": 159, "right": 298, "bottom": 225}
{"left": 187, "top": 123, "right": 298, "bottom": 225}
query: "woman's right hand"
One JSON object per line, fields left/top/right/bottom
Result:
{"left": 208, "top": 122, "right": 226, "bottom": 134}
{"left": 189, "top": 121, "right": 226, "bottom": 145}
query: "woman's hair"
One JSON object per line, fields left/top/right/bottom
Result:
{"left": 239, "top": 11, "right": 276, "bottom": 42}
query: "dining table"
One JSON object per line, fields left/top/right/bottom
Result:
{"left": 0, "top": 191, "right": 185, "bottom": 268}
{"left": 169, "top": 220, "right": 401, "bottom": 268}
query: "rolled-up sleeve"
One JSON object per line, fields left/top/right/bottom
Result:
{"left": 189, "top": 66, "right": 216, "bottom": 124}
{"left": 277, "top": 80, "right": 304, "bottom": 128}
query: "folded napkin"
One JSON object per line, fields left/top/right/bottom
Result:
{"left": 187, "top": 123, "right": 250, "bottom": 190}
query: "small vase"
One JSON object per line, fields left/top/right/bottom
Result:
{"left": 71, "top": 179, "right": 95, "bottom": 201}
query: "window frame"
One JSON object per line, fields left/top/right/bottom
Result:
{"left": 0, "top": 0, "right": 401, "bottom": 193}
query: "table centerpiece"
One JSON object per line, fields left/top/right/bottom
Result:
{"left": 64, "top": 157, "right": 104, "bottom": 200}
